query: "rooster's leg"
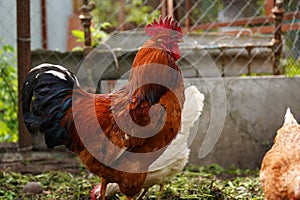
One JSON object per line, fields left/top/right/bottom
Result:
{"left": 157, "top": 184, "right": 164, "bottom": 200}
{"left": 99, "top": 179, "right": 107, "bottom": 200}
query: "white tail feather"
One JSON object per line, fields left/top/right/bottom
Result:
{"left": 284, "top": 108, "right": 299, "bottom": 126}
{"left": 180, "top": 86, "right": 205, "bottom": 134}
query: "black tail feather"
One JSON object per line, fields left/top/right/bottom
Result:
{"left": 22, "top": 63, "right": 79, "bottom": 148}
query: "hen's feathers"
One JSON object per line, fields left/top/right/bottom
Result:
{"left": 274, "top": 108, "right": 300, "bottom": 146}
{"left": 101, "top": 86, "right": 204, "bottom": 197}
{"left": 260, "top": 108, "right": 300, "bottom": 200}
{"left": 284, "top": 107, "right": 299, "bottom": 126}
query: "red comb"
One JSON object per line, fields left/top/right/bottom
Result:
{"left": 145, "top": 16, "right": 183, "bottom": 38}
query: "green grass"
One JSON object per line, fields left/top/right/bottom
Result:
{"left": 281, "top": 57, "right": 300, "bottom": 77}
{"left": 0, "top": 164, "right": 263, "bottom": 200}
{"left": 0, "top": 44, "right": 18, "bottom": 142}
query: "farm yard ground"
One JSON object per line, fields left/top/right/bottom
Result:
{"left": 0, "top": 164, "right": 263, "bottom": 200}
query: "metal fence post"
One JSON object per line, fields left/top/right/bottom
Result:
{"left": 79, "top": 1, "right": 95, "bottom": 47}
{"left": 17, "top": 0, "right": 32, "bottom": 149}
{"left": 161, "top": 0, "right": 167, "bottom": 18}
{"left": 41, "top": 0, "right": 48, "bottom": 49}
{"left": 271, "top": 0, "right": 284, "bottom": 75}
{"left": 118, "top": 0, "right": 125, "bottom": 31}
{"left": 185, "top": 0, "right": 191, "bottom": 31}
{"left": 167, "top": 0, "right": 174, "bottom": 17}
{"left": 79, "top": 0, "right": 95, "bottom": 56}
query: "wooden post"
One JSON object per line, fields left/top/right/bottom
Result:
{"left": 79, "top": 1, "right": 95, "bottom": 47}
{"left": 245, "top": 46, "right": 253, "bottom": 75}
{"left": 271, "top": 0, "right": 284, "bottom": 75}
{"left": 161, "top": 0, "right": 167, "bottom": 18}
{"left": 17, "top": 0, "right": 32, "bottom": 149}
{"left": 167, "top": 0, "right": 174, "bottom": 17}
{"left": 118, "top": 0, "right": 125, "bottom": 31}
{"left": 79, "top": 0, "right": 95, "bottom": 56}
{"left": 264, "top": 0, "right": 274, "bottom": 16}
{"left": 73, "top": 0, "right": 82, "bottom": 12}
{"left": 185, "top": 0, "right": 191, "bottom": 31}
{"left": 41, "top": 0, "right": 47, "bottom": 49}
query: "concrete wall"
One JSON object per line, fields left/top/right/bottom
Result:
{"left": 100, "top": 76, "right": 300, "bottom": 169}
{"left": 186, "top": 76, "right": 300, "bottom": 169}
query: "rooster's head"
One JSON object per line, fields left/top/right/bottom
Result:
{"left": 145, "top": 16, "right": 183, "bottom": 61}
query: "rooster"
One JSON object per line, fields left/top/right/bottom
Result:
{"left": 22, "top": 16, "right": 185, "bottom": 200}
{"left": 91, "top": 86, "right": 205, "bottom": 199}
{"left": 260, "top": 108, "right": 300, "bottom": 200}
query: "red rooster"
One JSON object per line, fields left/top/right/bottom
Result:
{"left": 22, "top": 16, "right": 185, "bottom": 200}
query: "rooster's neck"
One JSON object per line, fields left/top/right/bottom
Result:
{"left": 125, "top": 44, "right": 182, "bottom": 106}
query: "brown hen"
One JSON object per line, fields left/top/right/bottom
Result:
{"left": 260, "top": 108, "right": 300, "bottom": 200}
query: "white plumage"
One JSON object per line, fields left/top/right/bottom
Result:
{"left": 97, "top": 85, "right": 205, "bottom": 198}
